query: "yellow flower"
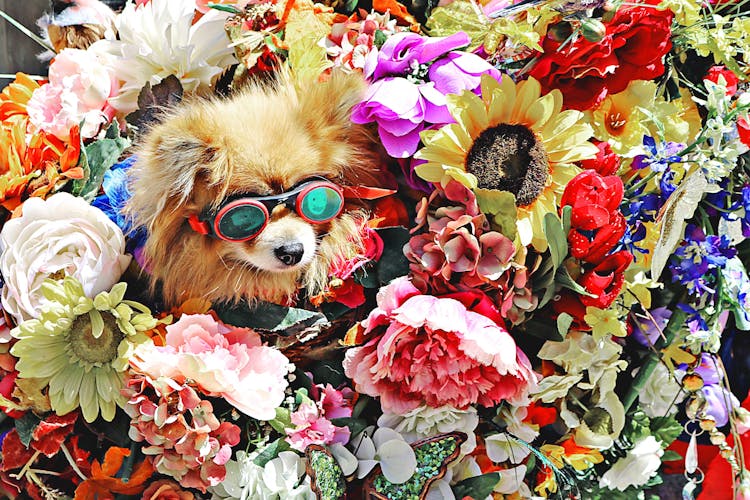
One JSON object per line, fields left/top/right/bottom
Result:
{"left": 11, "top": 277, "right": 157, "bottom": 422}
{"left": 586, "top": 80, "right": 653, "bottom": 156}
{"left": 415, "top": 74, "right": 598, "bottom": 251}
{"left": 584, "top": 306, "right": 627, "bottom": 341}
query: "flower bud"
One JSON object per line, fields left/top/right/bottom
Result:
{"left": 581, "top": 18, "right": 606, "bottom": 43}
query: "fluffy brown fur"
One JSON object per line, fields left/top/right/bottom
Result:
{"left": 126, "top": 70, "right": 383, "bottom": 308}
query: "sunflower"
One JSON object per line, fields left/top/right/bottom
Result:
{"left": 414, "top": 74, "right": 599, "bottom": 251}
{"left": 11, "top": 277, "right": 157, "bottom": 422}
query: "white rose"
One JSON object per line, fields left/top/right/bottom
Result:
{"left": 1, "top": 193, "right": 130, "bottom": 323}
{"left": 599, "top": 436, "right": 664, "bottom": 491}
{"left": 639, "top": 362, "right": 685, "bottom": 417}
{"left": 378, "top": 405, "right": 479, "bottom": 454}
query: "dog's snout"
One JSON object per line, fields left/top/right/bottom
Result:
{"left": 274, "top": 243, "right": 305, "bottom": 266}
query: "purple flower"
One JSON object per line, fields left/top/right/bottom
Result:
{"left": 741, "top": 185, "right": 750, "bottom": 237}
{"left": 631, "top": 307, "right": 672, "bottom": 346}
{"left": 631, "top": 135, "right": 683, "bottom": 172}
{"left": 669, "top": 224, "right": 736, "bottom": 296}
{"left": 352, "top": 31, "right": 500, "bottom": 158}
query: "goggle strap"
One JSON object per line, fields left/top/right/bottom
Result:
{"left": 343, "top": 185, "right": 397, "bottom": 200}
{"left": 188, "top": 214, "right": 211, "bottom": 235}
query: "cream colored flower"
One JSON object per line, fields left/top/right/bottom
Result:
{"left": 10, "top": 277, "right": 156, "bottom": 422}
{"left": 92, "top": 0, "right": 236, "bottom": 113}
{"left": 414, "top": 74, "right": 598, "bottom": 251}
{"left": 0, "top": 192, "right": 130, "bottom": 323}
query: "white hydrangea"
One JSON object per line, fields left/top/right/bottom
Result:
{"left": 209, "top": 450, "right": 314, "bottom": 500}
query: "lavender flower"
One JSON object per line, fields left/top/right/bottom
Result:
{"left": 669, "top": 225, "right": 736, "bottom": 296}
{"left": 632, "top": 135, "right": 683, "bottom": 172}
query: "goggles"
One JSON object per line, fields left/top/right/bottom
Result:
{"left": 188, "top": 180, "right": 345, "bottom": 242}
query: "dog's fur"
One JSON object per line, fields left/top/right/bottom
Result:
{"left": 126, "top": 70, "right": 382, "bottom": 307}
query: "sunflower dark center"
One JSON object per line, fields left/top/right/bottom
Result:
{"left": 68, "top": 313, "right": 124, "bottom": 365}
{"left": 464, "top": 123, "right": 549, "bottom": 206}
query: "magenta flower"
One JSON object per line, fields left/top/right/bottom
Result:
{"left": 351, "top": 32, "right": 500, "bottom": 158}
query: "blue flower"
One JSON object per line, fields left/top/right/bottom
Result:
{"left": 631, "top": 136, "right": 684, "bottom": 172}
{"left": 669, "top": 225, "right": 736, "bottom": 296}
{"left": 741, "top": 185, "right": 750, "bottom": 237}
{"left": 92, "top": 155, "right": 147, "bottom": 252}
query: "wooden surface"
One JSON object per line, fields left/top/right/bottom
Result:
{"left": 0, "top": 0, "right": 50, "bottom": 88}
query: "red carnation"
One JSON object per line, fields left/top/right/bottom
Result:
{"left": 579, "top": 140, "right": 621, "bottom": 176}
{"left": 579, "top": 251, "right": 633, "bottom": 308}
{"left": 561, "top": 170, "right": 626, "bottom": 264}
{"left": 529, "top": 2, "right": 673, "bottom": 110}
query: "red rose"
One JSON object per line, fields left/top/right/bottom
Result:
{"left": 738, "top": 116, "right": 750, "bottom": 148}
{"left": 529, "top": 2, "right": 673, "bottom": 110}
{"left": 561, "top": 170, "right": 626, "bottom": 264}
{"left": 705, "top": 65, "right": 739, "bottom": 96}
{"left": 579, "top": 250, "right": 633, "bottom": 308}
{"left": 579, "top": 140, "right": 621, "bottom": 176}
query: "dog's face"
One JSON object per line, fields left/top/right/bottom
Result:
{"left": 127, "top": 70, "right": 381, "bottom": 307}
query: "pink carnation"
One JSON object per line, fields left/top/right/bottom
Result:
{"left": 285, "top": 402, "right": 344, "bottom": 452}
{"left": 344, "top": 278, "right": 537, "bottom": 414}
{"left": 26, "top": 48, "right": 117, "bottom": 140}
{"left": 130, "top": 314, "right": 292, "bottom": 421}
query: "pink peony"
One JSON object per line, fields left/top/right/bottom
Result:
{"left": 344, "top": 278, "right": 537, "bottom": 414}
{"left": 130, "top": 314, "right": 292, "bottom": 421}
{"left": 26, "top": 48, "right": 117, "bottom": 140}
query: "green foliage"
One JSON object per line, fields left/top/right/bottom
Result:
{"left": 71, "top": 123, "right": 130, "bottom": 201}
{"left": 451, "top": 473, "right": 501, "bottom": 499}
{"left": 253, "top": 438, "right": 292, "bottom": 467}
{"left": 15, "top": 412, "right": 41, "bottom": 447}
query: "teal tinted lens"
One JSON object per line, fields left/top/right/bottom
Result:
{"left": 299, "top": 186, "right": 343, "bottom": 222}
{"left": 217, "top": 204, "right": 266, "bottom": 239}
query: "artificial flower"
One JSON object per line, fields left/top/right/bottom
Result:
{"left": 352, "top": 32, "right": 500, "bottom": 158}
{"left": 92, "top": 0, "right": 236, "bottom": 113}
{"left": 130, "top": 314, "right": 292, "bottom": 421}
{"left": 579, "top": 139, "right": 621, "bottom": 176}
{"left": 560, "top": 169, "right": 626, "bottom": 264}
{"left": 11, "top": 277, "right": 156, "bottom": 422}
{"left": 638, "top": 362, "right": 685, "bottom": 417}
{"left": 0, "top": 192, "right": 130, "bottom": 323}
{"left": 125, "top": 377, "right": 241, "bottom": 492}
{"left": 347, "top": 426, "right": 417, "bottom": 483}
{"left": 285, "top": 402, "right": 345, "bottom": 451}
{"left": 705, "top": 65, "right": 739, "bottom": 96}
{"left": 578, "top": 251, "right": 633, "bottom": 309}
{"left": 344, "top": 277, "right": 537, "bottom": 414}
{"left": 74, "top": 446, "right": 154, "bottom": 500}
{"left": 529, "top": 1, "right": 673, "bottom": 110}
{"left": 414, "top": 73, "right": 598, "bottom": 251}
{"left": 208, "top": 450, "right": 314, "bottom": 500}
{"left": 378, "top": 405, "right": 480, "bottom": 455}
{"left": 25, "top": 48, "right": 117, "bottom": 140}
{"left": 141, "top": 479, "right": 195, "bottom": 500}
{"left": 585, "top": 80, "right": 653, "bottom": 156}
{"left": 323, "top": 11, "right": 399, "bottom": 72}
{"left": 598, "top": 435, "right": 664, "bottom": 491}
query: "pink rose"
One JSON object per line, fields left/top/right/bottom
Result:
{"left": 285, "top": 402, "right": 344, "bottom": 451}
{"left": 344, "top": 278, "right": 537, "bottom": 414}
{"left": 130, "top": 314, "right": 292, "bottom": 421}
{"left": 26, "top": 48, "right": 117, "bottom": 140}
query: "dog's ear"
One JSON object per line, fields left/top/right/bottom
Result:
{"left": 126, "top": 112, "right": 225, "bottom": 232}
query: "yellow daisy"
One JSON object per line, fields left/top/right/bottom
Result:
{"left": 414, "top": 73, "right": 598, "bottom": 251}
{"left": 11, "top": 277, "right": 158, "bottom": 422}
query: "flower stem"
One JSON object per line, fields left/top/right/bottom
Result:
{"left": 120, "top": 440, "right": 139, "bottom": 483}
{"left": 622, "top": 304, "right": 689, "bottom": 414}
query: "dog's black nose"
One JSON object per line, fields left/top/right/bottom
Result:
{"left": 274, "top": 243, "right": 304, "bottom": 266}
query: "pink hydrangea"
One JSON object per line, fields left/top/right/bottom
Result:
{"left": 343, "top": 278, "right": 538, "bottom": 414}
{"left": 130, "top": 314, "right": 292, "bottom": 421}
{"left": 124, "top": 376, "right": 241, "bottom": 492}
{"left": 26, "top": 48, "right": 117, "bottom": 140}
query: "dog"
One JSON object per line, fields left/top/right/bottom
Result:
{"left": 126, "top": 69, "right": 383, "bottom": 308}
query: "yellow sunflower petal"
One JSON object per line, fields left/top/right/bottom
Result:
{"left": 480, "top": 73, "right": 501, "bottom": 107}
{"left": 524, "top": 92, "right": 557, "bottom": 131}
{"left": 512, "top": 77, "right": 542, "bottom": 123}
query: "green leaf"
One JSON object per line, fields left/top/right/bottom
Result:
{"left": 532, "top": 254, "right": 556, "bottom": 309}
{"left": 474, "top": 188, "right": 517, "bottom": 240}
{"left": 555, "top": 266, "right": 597, "bottom": 297}
{"left": 253, "top": 438, "right": 292, "bottom": 467}
{"left": 330, "top": 417, "right": 368, "bottom": 437}
{"left": 269, "top": 407, "right": 292, "bottom": 434}
{"left": 556, "top": 312, "right": 573, "bottom": 338}
{"left": 543, "top": 212, "right": 568, "bottom": 268}
{"left": 373, "top": 226, "right": 411, "bottom": 285}
{"left": 71, "top": 123, "right": 130, "bottom": 201}
{"left": 373, "top": 29, "right": 388, "bottom": 48}
{"left": 522, "top": 316, "right": 564, "bottom": 341}
{"left": 310, "top": 360, "right": 347, "bottom": 388}
{"left": 215, "top": 301, "right": 328, "bottom": 334}
{"left": 650, "top": 416, "right": 682, "bottom": 447}
{"left": 451, "top": 473, "right": 501, "bottom": 499}
{"left": 661, "top": 450, "right": 683, "bottom": 461}
{"left": 15, "top": 413, "right": 41, "bottom": 447}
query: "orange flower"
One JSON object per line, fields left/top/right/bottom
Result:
{"left": 74, "top": 447, "right": 154, "bottom": 500}
{"left": 0, "top": 73, "right": 41, "bottom": 120}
